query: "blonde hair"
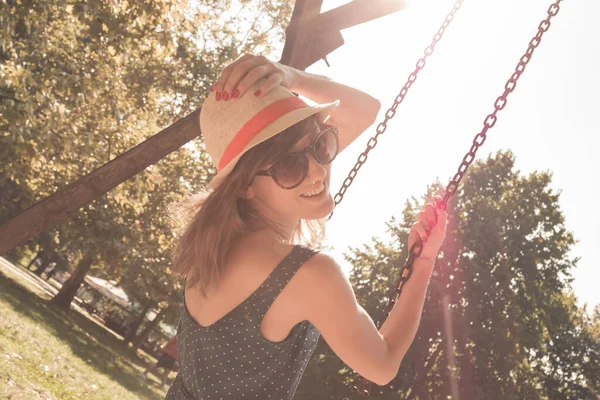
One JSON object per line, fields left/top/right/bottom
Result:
{"left": 172, "top": 115, "right": 326, "bottom": 295}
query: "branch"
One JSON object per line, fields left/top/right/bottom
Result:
{"left": 236, "top": 9, "right": 265, "bottom": 54}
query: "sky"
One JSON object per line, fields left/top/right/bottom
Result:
{"left": 295, "top": 0, "right": 599, "bottom": 309}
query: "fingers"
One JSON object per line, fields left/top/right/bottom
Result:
{"left": 411, "top": 222, "right": 429, "bottom": 243}
{"left": 212, "top": 54, "right": 277, "bottom": 101}
{"left": 253, "top": 73, "right": 282, "bottom": 98}
{"left": 223, "top": 59, "right": 270, "bottom": 99}
{"left": 234, "top": 64, "right": 273, "bottom": 97}
{"left": 212, "top": 54, "right": 252, "bottom": 96}
{"left": 420, "top": 200, "right": 447, "bottom": 231}
{"left": 409, "top": 200, "right": 448, "bottom": 259}
{"left": 418, "top": 209, "right": 434, "bottom": 235}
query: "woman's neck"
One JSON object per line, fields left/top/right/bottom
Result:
{"left": 245, "top": 210, "right": 298, "bottom": 244}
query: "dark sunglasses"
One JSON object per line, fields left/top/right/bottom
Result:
{"left": 255, "top": 126, "right": 340, "bottom": 190}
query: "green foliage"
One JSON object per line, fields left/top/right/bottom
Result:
{"left": 297, "top": 151, "right": 600, "bottom": 399}
{"left": 0, "top": 0, "right": 293, "bottom": 308}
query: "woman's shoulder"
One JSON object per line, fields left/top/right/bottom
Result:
{"left": 292, "top": 251, "right": 360, "bottom": 325}
{"left": 230, "top": 232, "right": 327, "bottom": 281}
{"left": 295, "top": 250, "right": 343, "bottom": 280}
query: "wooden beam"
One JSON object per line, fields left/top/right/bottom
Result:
{"left": 307, "top": 30, "right": 344, "bottom": 69}
{"left": 0, "top": 0, "right": 409, "bottom": 255}
{"left": 279, "top": 0, "right": 323, "bottom": 70}
{"left": 0, "top": 110, "right": 201, "bottom": 255}
{"left": 282, "top": 0, "right": 407, "bottom": 70}
{"left": 314, "top": 0, "right": 408, "bottom": 33}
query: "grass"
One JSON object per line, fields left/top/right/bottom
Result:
{"left": 0, "top": 260, "right": 169, "bottom": 400}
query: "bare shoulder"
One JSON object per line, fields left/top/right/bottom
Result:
{"left": 294, "top": 250, "right": 396, "bottom": 386}
{"left": 295, "top": 251, "right": 347, "bottom": 287}
{"left": 294, "top": 251, "right": 356, "bottom": 313}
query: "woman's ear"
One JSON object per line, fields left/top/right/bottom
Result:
{"left": 240, "top": 185, "right": 255, "bottom": 200}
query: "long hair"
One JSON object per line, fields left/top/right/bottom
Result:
{"left": 171, "top": 114, "right": 326, "bottom": 296}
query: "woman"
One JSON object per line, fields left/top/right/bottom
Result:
{"left": 165, "top": 54, "right": 447, "bottom": 399}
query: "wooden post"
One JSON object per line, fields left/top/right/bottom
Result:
{"left": 0, "top": 0, "right": 407, "bottom": 255}
{"left": 313, "top": 0, "right": 408, "bottom": 32}
{"left": 280, "top": 0, "right": 325, "bottom": 69}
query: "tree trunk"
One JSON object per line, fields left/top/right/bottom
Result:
{"left": 123, "top": 304, "right": 152, "bottom": 344}
{"left": 26, "top": 251, "right": 40, "bottom": 270}
{"left": 49, "top": 251, "right": 93, "bottom": 312}
{"left": 132, "top": 307, "right": 168, "bottom": 351}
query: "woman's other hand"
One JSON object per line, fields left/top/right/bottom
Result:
{"left": 210, "top": 54, "right": 296, "bottom": 101}
{"left": 407, "top": 197, "right": 447, "bottom": 261}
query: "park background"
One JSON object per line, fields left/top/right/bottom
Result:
{"left": 1, "top": 0, "right": 598, "bottom": 399}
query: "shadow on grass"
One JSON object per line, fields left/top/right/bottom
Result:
{"left": 0, "top": 271, "right": 165, "bottom": 400}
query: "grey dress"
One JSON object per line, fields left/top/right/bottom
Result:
{"left": 165, "top": 245, "right": 320, "bottom": 399}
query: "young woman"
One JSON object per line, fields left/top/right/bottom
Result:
{"left": 165, "top": 54, "right": 447, "bottom": 399}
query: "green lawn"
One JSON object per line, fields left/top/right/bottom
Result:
{"left": 0, "top": 262, "right": 169, "bottom": 400}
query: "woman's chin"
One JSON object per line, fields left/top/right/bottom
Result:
{"left": 301, "top": 192, "right": 334, "bottom": 220}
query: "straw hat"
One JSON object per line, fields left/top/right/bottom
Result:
{"left": 200, "top": 80, "right": 339, "bottom": 189}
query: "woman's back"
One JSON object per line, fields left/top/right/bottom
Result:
{"left": 166, "top": 232, "right": 320, "bottom": 399}
{"left": 185, "top": 232, "right": 308, "bottom": 342}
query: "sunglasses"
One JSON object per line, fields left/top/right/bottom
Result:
{"left": 255, "top": 126, "right": 340, "bottom": 190}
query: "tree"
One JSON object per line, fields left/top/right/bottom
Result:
{"left": 49, "top": 250, "right": 94, "bottom": 311}
{"left": 1, "top": 0, "right": 294, "bottom": 310}
{"left": 297, "top": 150, "right": 600, "bottom": 399}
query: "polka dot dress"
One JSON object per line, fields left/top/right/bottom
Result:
{"left": 165, "top": 245, "right": 320, "bottom": 400}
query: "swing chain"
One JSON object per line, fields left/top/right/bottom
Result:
{"left": 348, "top": 0, "right": 564, "bottom": 397}
{"left": 330, "top": 0, "right": 464, "bottom": 217}
{"left": 442, "top": 0, "right": 563, "bottom": 205}
{"left": 389, "top": 241, "right": 422, "bottom": 307}
{"left": 335, "top": 0, "right": 465, "bottom": 396}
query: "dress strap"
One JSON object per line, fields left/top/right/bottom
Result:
{"left": 250, "top": 245, "right": 318, "bottom": 320}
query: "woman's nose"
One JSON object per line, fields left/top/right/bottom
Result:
{"left": 306, "top": 154, "right": 327, "bottom": 183}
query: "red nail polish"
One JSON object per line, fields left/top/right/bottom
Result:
{"left": 210, "top": 85, "right": 215, "bottom": 92}
{"left": 423, "top": 236, "right": 428, "bottom": 243}
{"left": 254, "top": 90, "right": 262, "bottom": 97}
{"left": 215, "top": 92, "right": 221, "bottom": 101}
{"left": 223, "top": 91, "right": 229, "bottom": 101}
{"left": 232, "top": 90, "right": 240, "bottom": 99}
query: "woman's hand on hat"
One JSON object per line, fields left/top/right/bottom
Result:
{"left": 407, "top": 197, "right": 448, "bottom": 261}
{"left": 210, "top": 54, "right": 295, "bottom": 101}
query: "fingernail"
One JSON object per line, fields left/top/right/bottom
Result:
{"left": 210, "top": 85, "right": 215, "bottom": 92}
{"left": 223, "top": 91, "right": 229, "bottom": 101}
{"left": 232, "top": 90, "right": 240, "bottom": 99}
{"left": 254, "top": 90, "right": 262, "bottom": 97}
{"left": 215, "top": 92, "right": 221, "bottom": 101}
{"left": 423, "top": 236, "right": 428, "bottom": 243}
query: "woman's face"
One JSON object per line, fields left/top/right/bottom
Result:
{"left": 246, "top": 119, "right": 335, "bottom": 223}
